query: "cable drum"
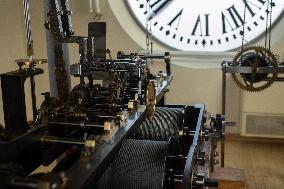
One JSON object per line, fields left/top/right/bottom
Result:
{"left": 96, "top": 108, "right": 184, "bottom": 188}
{"left": 136, "top": 107, "right": 184, "bottom": 141}
{"left": 95, "top": 139, "right": 168, "bottom": 189}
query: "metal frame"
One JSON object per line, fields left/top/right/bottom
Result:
{"left": 0, "top": 69, "right": 43, "bottom": 136}
{"left": 221, "top": 61, "right": 284, "bottom": 167}
{"left": 44, "top": 0, "right": 71, "bottom": 98}
{"left": 62, "top": 75, "right": 173, "bottom": 188}
{"left": 0, "top": 73, "right": 173, "bottom": 184}
{"left": 181, "top": 104, "right": 205, "bottom": 189}
{"left": 0, "top": 0, "right": 218, "bottom": 187}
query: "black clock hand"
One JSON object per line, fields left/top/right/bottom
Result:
{"left": 146, "top": 0, "right": 173, "bottom": 20}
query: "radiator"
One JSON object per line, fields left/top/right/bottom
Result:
{"left": 241, "top": 113, "right": 284, "bottom": 138}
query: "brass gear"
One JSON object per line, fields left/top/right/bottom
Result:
{"left": 146, "top": 81, "right": 156, "bottom": 117}
{"left": 107, "top": 72, "right": 126, "bottom": 112}
{"left": 231, "top": 46, "right": 278, "bottom": 92}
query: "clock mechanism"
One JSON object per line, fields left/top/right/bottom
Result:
{"left": 231, "top": 46, "right": 278, "bottom": 92}
{"left": 229, "top": 0, "right": 284, "bottom": 92}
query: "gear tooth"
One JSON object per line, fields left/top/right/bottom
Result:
{"left": 273, "top": 53, "right": 280, "bottom": 61}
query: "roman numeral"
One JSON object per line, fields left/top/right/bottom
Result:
{"left": 243, "top": 0, "right": 267, "bottom": 17}
{"left": 222, "top": 5, "right": 244, "bottom": 34}
{"left": 145, "top": 0, "right": 172, "bottom": 20}
{"left": 191, "top": 14, "right": 210, "bottom": 36}
{"left": 168, "top": 9, "right": 183, "bottom": 30}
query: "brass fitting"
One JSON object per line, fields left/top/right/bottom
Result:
{"left": 85, "top": 140, "right": 96, "bottom": 148}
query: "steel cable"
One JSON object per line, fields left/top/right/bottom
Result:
{"left": 95, "top": 139, "right": 168, "bottom": 189}
{"left": 136, "top": 107, "right": 183, "bottom": 141}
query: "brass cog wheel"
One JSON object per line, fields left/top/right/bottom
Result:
{"left": 231, "top": 46, "right": 278, "bottom": 92}
{"left": 107, "top": 72, "right": 125, "bottom": 112}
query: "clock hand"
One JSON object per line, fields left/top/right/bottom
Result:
{"left": 146, "top": 0, "right": 173, "bottom": 20}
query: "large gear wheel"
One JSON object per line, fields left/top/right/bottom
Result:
{"left": 231, "top": 46, "right": 278, "bottom": 92}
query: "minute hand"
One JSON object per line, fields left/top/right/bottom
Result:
{"left": 148, "top": 0, "right": 173, "bottom": 20}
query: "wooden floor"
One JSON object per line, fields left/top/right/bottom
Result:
{"left": 220, "top": 140, "right": 284, "bottom": 189}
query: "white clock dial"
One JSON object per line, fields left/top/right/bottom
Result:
{"left": 126, "top": 0, "right": 284, "bottom": 51}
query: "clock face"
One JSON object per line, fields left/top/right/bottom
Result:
{"left": 126, "top": 0, "right": 284, "bottom": 51}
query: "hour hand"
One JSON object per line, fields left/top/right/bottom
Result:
{"left": 145, "top": 0, "right": 173, "bottom": 20}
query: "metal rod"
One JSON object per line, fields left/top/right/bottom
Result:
{"left": 41, "top": 136, "right": 96, "bottom": 148}
{"left": 221, "top": 64, "right": 226, "bottom": 168}
{"left": 48, "top": 121, "right": 104, "bottom": 128}
{"left": 30, "top": 76, "right": 37, "bottom": 121}
{"left": 167, "top": 155, "right": 187, "bottom": 159}
{"left": 266, "top": 77, "right": 284, "bottom": 82}
{"left": 225, "top": 66, "right": 284, "bottom": 73}
{"left": 62, "top": 43, "right": 72, "bottom": 93}
{"left": 117, "top": 54, "right": 168, "bottom": 60}
{"left": 165, "top": 52, "right": 171, "bottom": 76}
{"left": 222, "top": 66, "right": 226, "bottom": 116}
{"left": 42, "top": 137, "right": 85, "bottom": 146}
{"left": 8, "top": 178, "right": 40, "bottom": 189}
{"left": 173, "top": 179, "right": 183, "bottom": 183}
{"left": 85, "top": 112, "right": 117, "bottom": 119}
